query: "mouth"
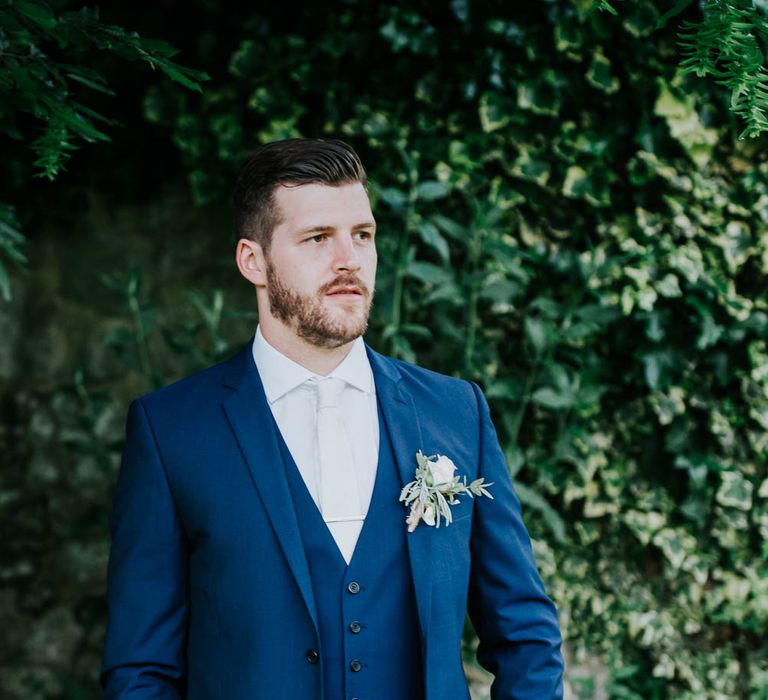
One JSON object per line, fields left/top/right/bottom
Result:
{"left": 326, "top": 287, "right": 363, "bottom": 297}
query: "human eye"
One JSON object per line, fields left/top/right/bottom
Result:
{"left": 356, "top": 230, "right": 374, "bottom": 241}
{"left": 308, "top": 233, "right": 329, "bottom": 243}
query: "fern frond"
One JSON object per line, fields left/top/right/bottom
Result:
{"left": 678, "top": 0, "right": 768, "bottom": 138}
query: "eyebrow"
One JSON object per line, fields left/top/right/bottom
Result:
{"left": 295, "top": 221, "right": 377, "bottom": 236}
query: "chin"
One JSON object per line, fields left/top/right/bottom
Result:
{"left": 332, "top": 315, "right": 369, "bottom": 341}
{"left": 325, "top": 302, "right": 366, "bottom": 322}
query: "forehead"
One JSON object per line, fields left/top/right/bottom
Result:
{"left": 272, "top": 182, "right": 374, "bottom": 231}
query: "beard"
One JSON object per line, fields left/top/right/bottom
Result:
{"left": 265, "top": 258, "right": 374, "bottom": 349}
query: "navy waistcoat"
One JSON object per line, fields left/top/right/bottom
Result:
{"left": 278, "top": 400, "right": 423, "bottom": 700}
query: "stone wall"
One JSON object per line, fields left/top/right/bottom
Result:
{"left": 0, "top": 187, "right": 247, "bottom": 697}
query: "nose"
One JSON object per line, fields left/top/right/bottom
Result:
{"left": 332, "top": 233, "right": 361, "bottom": 272}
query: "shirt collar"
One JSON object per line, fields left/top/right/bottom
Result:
{"left": 252, "top": 325, "right": 374, "bottom": 404}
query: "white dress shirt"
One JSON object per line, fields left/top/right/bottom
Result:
{"left": 252, "top": 326, "right": 380, "bottom": 522}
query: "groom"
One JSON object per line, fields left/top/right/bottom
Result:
{"left": 101, "top": 139, "right": 564, "bottom": 699}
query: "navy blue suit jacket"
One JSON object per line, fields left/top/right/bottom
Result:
{"left": 101, "top": 339, "right": 564, "bottom": 699}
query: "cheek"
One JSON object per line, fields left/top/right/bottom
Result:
{"left": 364, "top": 249, "right": 378, "bottom": 277}
{"left": 282, "top": 256, "right": 322, "bottom": 287}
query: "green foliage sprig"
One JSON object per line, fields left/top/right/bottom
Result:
{"left": 0, "top": 0, "right": 210, "bottom": 179}
{"left": 678, "top": 0, "right": 768, "bottom": 137}
{"left": 0, "top": 0, "right": 210, "bottom": 302}
{"left": 0, "top": 202, "right": 26, "bottom": 301}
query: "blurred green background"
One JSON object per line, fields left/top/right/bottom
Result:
{"left": 2, "top": 1, "right": 768, "bottom": 698}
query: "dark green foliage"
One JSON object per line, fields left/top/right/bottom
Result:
{"left": 0, "top": 0, "right": 209, "bottom": 179}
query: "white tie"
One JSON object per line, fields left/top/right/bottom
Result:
{"left": 317, "top": 378, "right": 364, "bottom": 564}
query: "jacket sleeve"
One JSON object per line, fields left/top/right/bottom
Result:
{"left": 466, "top": 382, "right": 564, "bottom": 700}
{"left": 101, "top": 399, "right": 188, "bottom": 698}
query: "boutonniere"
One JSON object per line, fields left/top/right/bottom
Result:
{"left": 399, "top": 450, "right": 494, "bottom": 532}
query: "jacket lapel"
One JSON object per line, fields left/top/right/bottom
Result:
{"left": 220, "top": 341, "right": 318, "bottom": 632}
{"left": 366, "top": 345, "right": 434, "bottom": 649}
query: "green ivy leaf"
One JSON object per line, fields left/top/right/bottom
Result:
{"left": 416, "top": 221, "right": 450, "bottom": 263}
{"left": 406, "top": 260, "right": 453, "bottom": 286}
{"left": 524, "top": 316, "right": 549, "bottom": 355}
{"left": 415, "top": 180, "right": 450, "bottom": 201}
{"left": 15, "top": 1, "right": 57, "bottom": 30}
{"left": 532, "top": 387, "right": 575, "bottom": 409}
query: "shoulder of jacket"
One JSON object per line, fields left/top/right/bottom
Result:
{"left": 374, "top": 350, "right": 478, "bottom": 414}
{"left": 135, "top": 355, "right": 230, "bottom": 412}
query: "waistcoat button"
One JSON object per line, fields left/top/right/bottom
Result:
{"left": 350, "top": 659, "right": 362, "bottom": 672}
{"left": 347, "top": 581, "right": 361, "bottom": 594}
{"left": 349, "top": 621, "right": 362, "bottom": 634}
{"left": 305, "top": 649, "right": 319, "bottom": 664}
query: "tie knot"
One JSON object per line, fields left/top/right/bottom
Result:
{"left": 317, "top": 377, "right": 346, "bottom": 408}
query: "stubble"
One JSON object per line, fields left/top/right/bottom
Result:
{"left": 266, "top": 258, "right": 373, "bottom": 349}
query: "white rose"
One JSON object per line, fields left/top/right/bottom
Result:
{"left": 429, "top": 455, "right": 457, "bottom": 486}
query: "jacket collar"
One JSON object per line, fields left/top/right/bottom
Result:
{"left": 221, "top": 340, "right": 318, "bottom": 630}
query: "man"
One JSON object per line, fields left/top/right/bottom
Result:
{"left": 101, "top": 139, "right": 564, "bottom": 699}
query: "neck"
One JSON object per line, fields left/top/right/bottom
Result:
{"left": 259, "top": 319, "right": 358, "bottom": 376}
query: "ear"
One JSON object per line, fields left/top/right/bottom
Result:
{"left": 236, "top": 238, "right": 268, "bottom": 287}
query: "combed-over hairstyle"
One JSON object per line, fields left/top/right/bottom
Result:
{"left": 232, "top": 138, "right": 367, "bottom": 252}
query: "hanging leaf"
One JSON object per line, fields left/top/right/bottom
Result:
{"left": 416, "top": 220, "right": 450, "bottom": 263}
{"left": 415, "top": 180, "right": 450, "bottom": 201}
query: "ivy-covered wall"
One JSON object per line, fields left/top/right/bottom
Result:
{"left": 2, "top": 1, "right": 767, "bottom": 698}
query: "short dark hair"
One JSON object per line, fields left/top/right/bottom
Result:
{"left": 232, "top": 138, "right": 367, "bottom": 252}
